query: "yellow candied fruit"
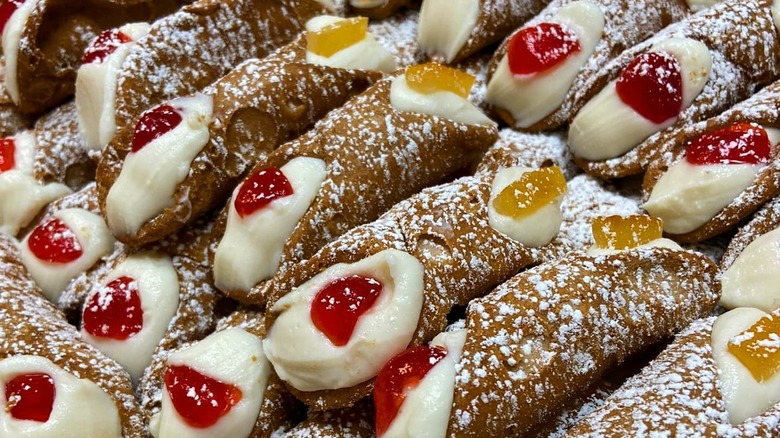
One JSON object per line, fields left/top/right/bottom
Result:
{"left": 306, "top": 17, "right": 369, "bottom": 58}
{"left": 592, "top": 215, "right": 663, "bottom": 250}
{"left": 728, "top": 313, "right": 780, "bottom": 383}
{"left": 492, "top": 166, "right": 566, "bottom": 219}
{"left": 405, "top": 62, "right": 475, "bottom": 98}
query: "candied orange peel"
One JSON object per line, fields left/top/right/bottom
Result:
{"left": 405, "top": 63, "right": 475, "bottom": 98}
{"left": 492, "top": 166, "right": 566, "bottom": 218}
{"left": 592, "top": 215, "right": 663, "bottom": 250}
{"left": 307, "top": 17, "right": 369, "bottom": 58}
{"left": 728, "top": 313, "right": 780, "bottom": 382}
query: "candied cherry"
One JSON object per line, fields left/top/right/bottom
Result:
{"left": 0, "top": 137, "right": 15, "bottom": 172}
{"left": 406, "top": 63, "right": 475, "bottom": 99}
{"left": 592, "top": 215, "right": 663, "bottom": 250}
{"left": 0, "top": 0, "right": 24, "bottom": 35}
{"left": 234, "top": 167, "right": 293, "bottom": 218}
{"left": 131, "top": 105, "right": 182, "bottom": 152}
{"left": 374, "top": 345, "right": 447, "bottom": 436}
{"left": 492, "top": 166, "right": 566, "bottom": 218}
{"left": 728, "top": 313, "right": 780, "bottom": 382}
{"left": 164, "top": 365, "right": 242, "bottom": 428}
{"left": 307, "top": 16, "right": 368, "bottom": 57}
{"left": 81, "top": 29, "right": 132, "bottom": 65}
{"left": 507, "top": 22, "right": 581, "bottom": 75}
{"left": 310, "top": 275, "right": 383, "bottom": 346}
{"left": 616, "top": 51, "right": 682, "bottom": 124}
{"left": 686, "top": 123, "right": 771, "bottom": 166}
{"left": 28, "top": 217, "right": 83, "bottom": 263}
{"left": 82, "top": 276, "right": 143, "bottom": 340}
{"left": 5, "top": 373, "right": 55, "bottom": 422}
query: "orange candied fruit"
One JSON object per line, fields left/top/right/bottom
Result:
{"left": 306, "top": 17, "right": 369, "bottom": 58}
{"left": 492, "top": 166, "right": 566, "bottom": 218}
{"left": 592, "top": 215, "right": 663, "bottom": 250}
{"left": 405, "top": 62, "right": 475, "bottom": 98}
{"left": 728, "top": 313, "right": 780, "bottom": 383}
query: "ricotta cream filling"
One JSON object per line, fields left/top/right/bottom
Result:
{"left": 418, "top": 0, "right": 479, "bottom": 63}
{"left": 721, "top": 227, "right": 780, "bottom": 312}
{"left": 390, "top": 75, "right": 494, "bottom": 126}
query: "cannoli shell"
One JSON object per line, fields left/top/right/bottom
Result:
{"left": 0, "top": 233, "right": 147, "bottom": 437}
{"left": 473, "top": 129, "right": 576, "bottom": 179}
{"left": 571, "top": 0, "right": 780, "bottom": 179}
{"left": 721, "top": 196, "right": 780, "bottom": 271}
{"left": 0, "top": 58, "right": 32, "bottom": 136}
{"left": 33, "top": 101, "right": 93, "bottom": 190}
{"left": 564, "top": 317, "right": 780, "bottom": 436}
{"left": 486, "top": 0, "right": 689, "bottom": 131}
{"left": 283, "top": 398, "right": 375, "bottom": 438}
{"left": 99, "top": 35, "right": 380, "bottom": 245}
{"left": 642, "top": 79, "right": 780, "bottom": 243}
{"left": 112, "top": 0, "right": 325, "bottom": 131}
{"left": 447, "top": 247, "right": 720, "bottom": 436}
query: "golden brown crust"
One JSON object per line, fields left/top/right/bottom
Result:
{"left": 283, "top": 398, "right": 375, "bottom": 437}
{"left": 721, "top": 196, "right": 780, "bottom": 271}
{"left": 33, "top": 101, "right": 94, "bottom": 190}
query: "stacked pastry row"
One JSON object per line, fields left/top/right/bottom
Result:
{"left": 0, "top": 0, "right": 779, "bottom": 436}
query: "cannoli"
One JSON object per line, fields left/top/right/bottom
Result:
{"left": 349, "top": 0, "right": 414, "bottom": 18}
{"left": 0, "top": 57, "right": 32, "bottom": 136}
{"left": 111, "top": 0, "right": 328, "bottom": 133}
{"left": 372, "top": 218, "right": 719, "bottom": 437}
{"left": 1, "top": 0, "right": 182, "bottom": 115}
{"left": 642, "top": 79, "right": 780, "bottom": 243}
{"left": 484, "top": 0, "right": 689, "bottom": 131}
{"left": 0, "top": 233, "right": 146, "bottom": 437}
{"left": 97, "top": 16, "right": 392, "bottom": 245}
{"left": 568, "top": 0, "right": 780, "bottom": 179}
{"left": 283, "top": 398, "right": 375, "bottom": 437}
{"left": 417, "top": 0, "right": 553, "bottom": 64}
{"left": 565, "top": 309, "right": 780, "bottom": 436}
{"left": 212, "top": 63, "right": 497, "bottom": 304}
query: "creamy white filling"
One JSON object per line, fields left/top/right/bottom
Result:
{"left": 485, "top": 1, "right": 605, "bottom": 128}
{"left": 305, "top": 16, "right": 397, "bottom": 73}
{"left": 389, "top": 75, "right": 494, "bottom": 126}
{"left": 569, "top": 37, "right": 712, "bottom": 161}
{"left": 351, "top": 0, "right": 386, "bottom": 7}
{"left": 105, "top": 93, "right": 213, "bottom": 237}
{"left": 264, "top": 249, "right": 425, "bottom": 392}
{"left": 214, "top": 157, "right": 327, "bottom": 293}
{"left": 151, "top": 328, "right": 270, "bottom": 438}
{"left": 687, "top": 0, "right": 719, "bottom": 12}
{"left": 721, "top": 227, "right": 780, "bottom": 312}
{"left": 712, "top": 308, "right": 780, "bottom": 424}
{"left": 2, "top": 0, "right": 37, "bottom": 105}
{"left": 383, "top": 329, "right": 467, "bottom": 438}
{"left": 76, "top": 23, "right": 150, "bottom": 152}
{"left": 0, "top": 355, "right": 122, "bottom": 438}
{"left": 10, "top": 129, "right": 35, "bottom": 171}
{"left": 586, "top": 237, "right": 681, "bottom": 255}
{"left": 487, "top": 167, "right": 564, "bottom": 248}
{"left": 418, "top": 0, "right": 479, "bottom": 63}
{"left": 19, "top": 208, "right": 115, "bottom": 302}
{"left": 80, "top": 252, "right": 179, "bottom": 384}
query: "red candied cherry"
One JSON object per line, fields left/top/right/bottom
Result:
{"left": 28, "top": 217, "right": 83, "bottom": 264}
{"left": 310, "top": 275, "right": 383, "bottom": 346}
{"left": 616, "top": 51, "right": 683, "bottom": 124}
{"left": 686, "top": 122, "right": 772, "bottom": 165}
{"left": 164, "top": 365, "right": 242, "bottom": 428}
{"left": 0, "top": 137, "right": 15, "bottom": 172}
{"left": 374, "top": 346, "right": 448, "bottom": 436}
{"left": 234, "top": 168, "right": 294, "bottom": 218}
{"left": 5, "top": 373, "right": 56, "bottom": 422}
{"left": 507, "top": 22, "right": 581, "bottom": 76}
{"left": 81, "top": 29, "right": 132, "bottom": 65}
{"left": 82, "top": 276, "right": 143, "bottom": 340}
{"left": 0, "top": 0, "right": 25, "bottom": 36}
{"left": 131, "top": 105, "right": 182, "bottom": 152}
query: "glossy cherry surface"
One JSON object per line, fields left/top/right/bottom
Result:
{"left": 164, "top": 365, "right": 242, "bottom": 428}
{"left": 310, "top": 275, "right": 383, "bottom": 346}
{"left": 5, "top": 373, "right": 55, "bottom": 422}
{"left": 234, "top": 168, "right": 293, "bottom": 218}
{"left": 81, "top": 29, "right": 132, "bottom": 65}
{"left": 131, "top": 105, "right": 182, "bottom": 152}
{"left": 686, "top": 123, "right": 771, "bottom": 165}
{"left": 83, "top": 276, "right": 144, "bottom": 340}
{"left": 0, "top": 137, "right": 15, "bottom": 172}
{"left": 28, "top": 218, "right": 83, "bottom": 263}
{"left": 507, "top": 22, "right": 581, "bottom": 75}
{"left": 616, "top": 51, "right": 682, "bottom": 124}
{"left": 0, "top": 0, "right": 24, "bottom": 36}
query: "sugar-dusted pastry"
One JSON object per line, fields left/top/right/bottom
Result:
{"left": 0, "top": 57, "right": 32, "bottom": 136}
{"left": 282, "top": 398, "right": 375, "bottom": 438}
{"left": 642, "top": 79, "right": 780, "bottom": 243}
{"left": 0, "top": 233, "right": 146, "bottom": 437}
{"left": 568, "top": 0, "right": 780, "bottom": 179}
{"left": 565, "top": 309, "right": 780, "bottom": 436}
{"left": 212, "top": 63, "right": 497, "bottom": 304}
{"left": 111, "top": 0, "right": 327, "bottom": 133}
{"left": 417, "top": 0, "right": 553, "bottom": 64}
{"left": 372, "top": 219, "right": 719, "bottom": 437}
{"left": 97, "top": 17, "right": 390, "bottom": 245}
{"left": 484, "top": 0, "right": 689, "bottom": 130}
{"left": 1, "top": 0, "right": 181, "bottom": 114}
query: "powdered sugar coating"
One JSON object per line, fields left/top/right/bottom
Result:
{"left": 33, "top": 101, "right": 92, "bottom": 190}
{"left": 722, "top": 196, "right": 780, "bottom": 271}
{"left": 475, "top": 129, "right": 577, "bottom": 179}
